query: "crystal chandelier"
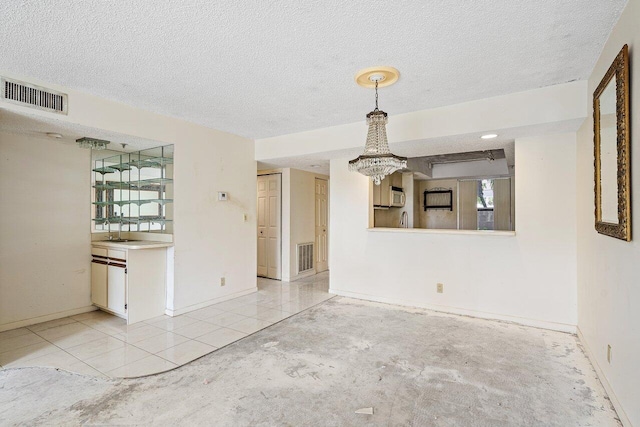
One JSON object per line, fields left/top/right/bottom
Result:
{"left": 76, "top": 137, "right": 110, "bottom": 150}
{"left": 349, "top": 73, "right": 406, "bottom": 185}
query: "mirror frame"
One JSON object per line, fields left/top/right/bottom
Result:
{"left": 593, "top": 44, "right": 631, "bottom": 241}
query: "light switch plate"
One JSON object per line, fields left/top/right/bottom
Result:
{"left": 218, "top": 192, "right": 228, "bottom": 201}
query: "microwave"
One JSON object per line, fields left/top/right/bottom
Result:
{"left": 390, "top": 186, "right": 405, "bottom": 207}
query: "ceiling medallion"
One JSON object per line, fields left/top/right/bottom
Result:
{"left": 349, "top": 67, "right": 406, "bottom": 185}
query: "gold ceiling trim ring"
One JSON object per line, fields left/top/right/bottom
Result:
{"left": 354, "top": 66, "right": 400, "bottom": 88}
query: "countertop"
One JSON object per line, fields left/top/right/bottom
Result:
{"left": 91, "top": 240, "right": 174, "bottom": 250}
{"left": 367, "top": 227, "right": 516, "bottom": 236}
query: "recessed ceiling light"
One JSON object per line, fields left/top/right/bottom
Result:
{"left": 46, "top": 132, "right": 63, "bottom": 139}
{"left": 481, "top": 134, "right": 498, "bottom": 139}
{"left": 310, "top": 164, "right": 321, "bottom": 168}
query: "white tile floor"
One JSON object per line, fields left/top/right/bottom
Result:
{"left": 0, "top": 272, "right": 331, "bottom": 378}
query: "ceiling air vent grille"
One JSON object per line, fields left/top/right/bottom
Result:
{"left": 1, "top": 77, "right": 68, "bottom": 115}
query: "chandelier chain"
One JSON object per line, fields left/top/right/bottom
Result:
{"left": 374, "top": 80, "right": 379, "bottom": 111}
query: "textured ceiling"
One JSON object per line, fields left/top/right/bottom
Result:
{"left": 0, "top": 1, "right": 626, "bottom": 139}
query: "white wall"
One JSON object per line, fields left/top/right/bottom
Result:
{"left": 576, "top": 1, "right": 640, "bottom": 425}
{"left": 171, "top": 137, "right": 256, "bottom": 313}
{"left": 330, "top": 132, "right": 577, "bottom": 332}
{"left": 0, "top": 131, "right": 93, "bottom": 329}
{"left": 0, "top": 72, "right": 257, "bottom": 324}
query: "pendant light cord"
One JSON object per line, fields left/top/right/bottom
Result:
{"left": 374, "top": 80, "right": 379, "bottom": 111}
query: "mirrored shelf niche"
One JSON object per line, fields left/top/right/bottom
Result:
{"left": 92, "top": 144, "right": 174, "bottom": 234}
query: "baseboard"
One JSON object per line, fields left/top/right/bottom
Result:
{"left": 577, "top": 327, "right": 631, "bottom": 427}
{"left": 0, "top": 306, "right": 98, "bottom": 332}
{"left": 330, "top": 288, "right": 576, "bottom": 334}
{"left": 165, "top": 287, "right": 258, "bottom": 317}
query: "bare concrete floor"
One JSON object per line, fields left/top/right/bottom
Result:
{"left": 0, "top": 297, "right": 620, "bottom": 426}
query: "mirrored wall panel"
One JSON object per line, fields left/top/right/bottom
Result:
{"left": 92, "top": 145, "right": 174, "bottom": 234}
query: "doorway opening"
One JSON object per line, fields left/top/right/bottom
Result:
{"left": 257, "top": 169, "right": 329, "bottom": 282}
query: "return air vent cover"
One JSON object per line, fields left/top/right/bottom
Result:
{"left": 297, "top": 242, "right": 314, "bottom": 274}
{"left": 1, "top": 77, "right": 68, "bottom": 114}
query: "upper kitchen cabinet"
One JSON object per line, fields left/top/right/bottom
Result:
{"left": 92, "top": 145, "right": 174, "bottom": 234}
{"left": 373, "top": 171, "right": 404, "bottom": 208}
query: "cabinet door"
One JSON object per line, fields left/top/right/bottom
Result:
{"left": 107, "top": 264, "right": 127, "bottom": 316}
{"left": 380, "top": 176, "right": 391, "bottom": 206}
{"left": 373, "top": 182, "right": 381, "bottom": 206}
{"left": 390, "top": 172, "right": 403, "bottom": 188}
{"left": 91, "top": 260, "right": 108, "bottom": 307}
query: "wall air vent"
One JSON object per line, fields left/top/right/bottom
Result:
{"left": 297, "top": 242, "right": 314, "bottom": 274}
{"left": 1, "top": 77, "right": 68, "bottom": 115}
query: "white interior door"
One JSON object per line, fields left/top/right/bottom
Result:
{"left": 257, "top": 174, "right": 281, "bottom": 279}
{"left": 315, "top": 178, "right": 329, "bottom": 273}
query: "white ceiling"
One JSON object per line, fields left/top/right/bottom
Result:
{"left": 0, "top": 1, "right": 626, "bottom": 139}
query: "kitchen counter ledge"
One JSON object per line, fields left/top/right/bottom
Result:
{"left": 91, "top": 240, "right": 174, "bottom": 249}
{"left": 367, "top": 228, "right": 516, "bottom": 237}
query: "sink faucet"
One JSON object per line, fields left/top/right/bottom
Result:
{"left": 105, "top": 219, "right": 114, "bottom": 240}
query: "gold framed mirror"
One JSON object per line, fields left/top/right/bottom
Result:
{"left": 594, "top": 44, "right": 631, "bottom": 241}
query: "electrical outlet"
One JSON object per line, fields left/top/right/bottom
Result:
{"left": 437, "top": 283, "right": 443, "bottom": 293}
{"left": 220, "top": 277, "right": 226, "bottom": 286}
{"left": 607, "top": 345, "right": 612, "bottom": 363}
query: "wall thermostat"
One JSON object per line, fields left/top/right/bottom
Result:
{"left": 218, "top": 192, "right": 228, "bottom": 201}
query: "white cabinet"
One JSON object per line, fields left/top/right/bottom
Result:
{"left": 373, "top": 173, "right": 403, "bottom": 207}
{"left": 90, "top": 253, "right": 127, "bottom": 316}
{"left": 91, "top": 260, "right": 108, "bottom": 307}
{"left": 91, "top": 242, "right": 168, "bottom": 324}
{"left": 373, "top": 176, "right": 390, "bottom": 206}
{"left": 107, "top": 264, "right": 127, "bottom": 315}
